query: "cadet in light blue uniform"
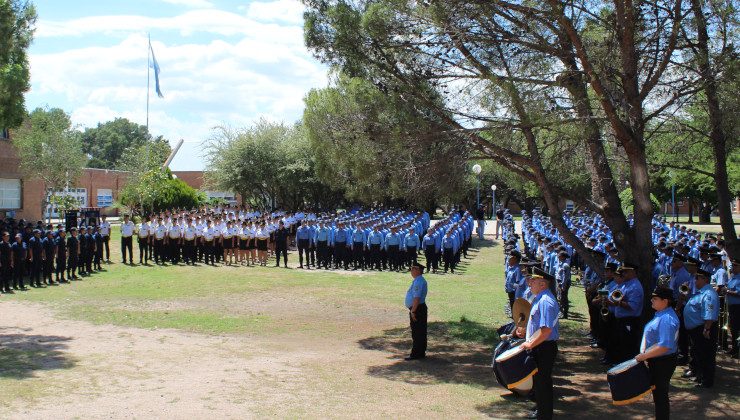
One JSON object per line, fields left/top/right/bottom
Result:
{"left": 520, "top": 272, "right": 559, "bottom": 420}
{"left": 405, "top": 262, "right": 428, "bottom": 360}
{"left": 441, "top": 230, "right": 457, "bottom": 274}
{"left": 635, "top": 287, "right": 679, "bottom": 420}
{"left": 555, "top": 251, "right": 571, "bottom": 319}
{"left": 367, "top": 226, "right": 385, "bottom": 271}
{"left": 314, "top": 222, "right": 331, "bottom": 269}
{"left": 385, "top": 227, "right": 402, "bottom": 271}
{"left": 725, "top": 257, "right": 740, "bottom": 358}
{"left": 421, "top": 228, "right": 437, "bottom": 273}
{"left": 610, "top": 265, "right": 644, "bottom": 362}
{"left": 296, "top": 223, "right": 313, "bottom": 269}
{"left": 504, "top": 250, "right": 523, "bottom": 306}
{"left": 683, "top": 269, "right": 719, "bottom": 387}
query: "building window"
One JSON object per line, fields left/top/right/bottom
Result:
{"left": 0, "top": 178, "right": 22, "bottom": 209}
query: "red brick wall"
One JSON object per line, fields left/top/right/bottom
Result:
{"left": 0, "top": 139, "right": 46, "bottom": 221}
{"left": 77, "top": 169, "right": 129, "bottom": 216}
{"left": 172, "top": 171, "right": 204, "bottom": 189}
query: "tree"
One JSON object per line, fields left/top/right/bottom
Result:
{"left": 302, "top": 0, "right": 733, "bottom": 289}
{"left": 79, "top": 118, "right": 169, "bottom": 169}
{"left": 205, "top": 119, "right": 341, "bottom": 210}
{"left": 118, "top": 168, "right": 204, "bottom": 215}
{"left": 0, "top": 0, "right": 37, "bottom": 129}
{"left": 12, "top": 107, "right": 86, "bottom": 221}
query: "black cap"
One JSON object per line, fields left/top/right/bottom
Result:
{"left": 652, "top": 287, "right": 674, "bottom": 301}
{"left": 673, "top": 254, "right": 687, "bottom": 263}
{"left": 509, "top": 250, "right": 522, "bottom": 260}
{"left": 530, "top": 266, "right": 554, "bottom": 282}
{"left": 604, "top": 262, "right": 619, "bottom": 271}
{"left": 696, "top": 268, "right": 711, "bottom": 278}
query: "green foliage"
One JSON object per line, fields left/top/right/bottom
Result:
{"left": 49, "top": 194, "right": 80, "bottom": 214}
{"left": 12, "top": 107, "right": 86, "bottom": 217}
{"left": 0, "top": 0, "right": 36, "bottom": 129}
{"left": 79, "top": 118, "right": 171, "bottom": 170}
{"left": 619, "top": 188, "right": 661, "bottom": 215}
{"left": 118, "top": 168, "right": 205, "bottom": 214}
{"left": 205, "top": 119, "right": 340, "bottom": 210}
{"left": 303, "top": 75, "right": 468, "bottom": 209}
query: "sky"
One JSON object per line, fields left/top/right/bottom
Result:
{"left": 25, "top": 0, "right": 329, "bottom": 171}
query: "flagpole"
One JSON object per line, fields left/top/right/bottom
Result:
{"left": 146, "top": 32, "right": 151, "bottom": 131}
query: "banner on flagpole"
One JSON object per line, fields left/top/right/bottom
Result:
{"left": 149, "top": 41, "right": 164, "bottom": 98}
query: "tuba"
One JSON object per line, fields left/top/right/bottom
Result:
{"left": 610, "top": 289, "right": 624, "bottom": 302}
{"left": 679, "top": 283, "right": 690, "bottom": 295}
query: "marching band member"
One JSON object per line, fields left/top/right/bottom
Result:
{"left": 683, "top": 269, "right": 719, "bottom": 388}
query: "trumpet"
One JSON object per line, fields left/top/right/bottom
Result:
{"left": 600, "top": 305, "right": 611, "bottom": 318}
{"left": 610, "top": 289, "right": 624, "bottom": 302}
{"left": 679, "top": 283, "right": 690, "bottom": 295}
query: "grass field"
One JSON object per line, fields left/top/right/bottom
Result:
{"left": 1, "top": 230, "right": 738, "bottom": 419}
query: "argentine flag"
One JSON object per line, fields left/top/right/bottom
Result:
{"left": 149, "top": 40, "right": 164, "bottom": 98}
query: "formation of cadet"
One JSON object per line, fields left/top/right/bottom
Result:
{"left": 0, "top": 218, "right": 109, "bottom": 292}
{"left": 502, "top": 208, "right": 736, "bottom": 400}
{"left": 114, "top": 206, "right": 474, "bottom": 273}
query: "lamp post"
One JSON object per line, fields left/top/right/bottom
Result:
{"left": 491, "top": 184, "right": 497, "bottom": 219}
{"left": 472, "top": 164, "right": 481, "bottom": 210}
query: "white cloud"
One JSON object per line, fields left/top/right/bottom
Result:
{"left": 28, "top": 3, "right": 329, "bottom": 171}
{"left": 245, "top": 0, "right": 305, "bottom": 25}
{"left": 161, "top": 0, "right": 214, "bottom": 8}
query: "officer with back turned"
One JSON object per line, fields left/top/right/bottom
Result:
{"left": 683, "top": 268, "right": 719, "bottom": 388}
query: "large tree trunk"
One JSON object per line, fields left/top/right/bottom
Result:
{"left": 687, "top": 196, "right": 694, "bottom": 223}
{"left": 689, "top": 0, "right": 738, "bottom": 258}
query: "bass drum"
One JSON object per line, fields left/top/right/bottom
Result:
{"left": 491, "top": 338, "right": 532, "bottom": 396}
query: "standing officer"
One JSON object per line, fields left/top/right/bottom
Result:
{"left": 93, "top": 227, "right": 104, "bottom": 271}
{"left": 120, "top": 214, "right": 135, "bottom": 265}
{"left": 55, "top": 229, "right": 67, "bottom": 283}
{"left": 505, "top": 250, "right": 523, "bottom": 307}
{"left": 725, "top": 257, "right": 740, "bottom": 358}
{"left": 11, "top": 233, "right": 27, "bottom": 290}
{"left": 683, "top": 269, "right": 719, "bottom": 388}
{"left": 100, "top": 215, "right": 111, "bottom": 262}
{"left": 333, "top": 222, "right": 349, "bottom": 270}
{"left": 274, "top": 221, "right": 289, "bottom": 268}
{"left": 314, "top": 221, "right": 331, "bottom": 270}
{"left": 520, "top": 272, "right": 559, "bottom": 420}
{"left": 83, "top": 226, "right": 95, "bottom": 274}
{"left": 403, "top": 227, "right": 420, "bottom": 269}
{"left": 422, "top": 228, "right": 437, "bottom": 274}
{"left": 385, "top": 227, "right": 402, "bottom": 271}
{"left": 555, "top": 251, "right": 571, "bottom": 319}
{"left": 351, "top": 223, "right": 367, "bottom": 270}
{"left": 367, "top": 225, "right": 384, "bottom": 271}
{"left": 634, "top": 287, "right": 679, "bottom": 420}
{"left": 296, "top": 222, "right": 312, "bottom": 269}
{"left": 405, "top": 262, "right": 428, "bottom": 360}
{"left": 42, "top": 231, "right": 56, "bottom": 285}
{"left": 441, "top": 230, "right": 457, "bottom": 274}
{"left": 0, "top": 231, "right": 12, "bottom": 293}
{"left": 66, "top": 227, "right": 80, "bottom": 280}
{"left": 153, "top": 217, "right": 167, "bottom": 265}
{"left": 28, "top": 229, "right": 43, "bottom": 287}
{"left": 609, "top": 265, "right": 644, "bottom": 362}
{"left": 182, "top": 218, "right": 197, "bottom": 265}
{"left": 137, "top": 217, "right": 151, "bottom": 265}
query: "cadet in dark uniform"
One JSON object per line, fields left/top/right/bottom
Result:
{"left": 42, "top": 231, "right": 56, "bottom": 285}
{"left": 93, "top": 227, "right": 104, "bottom": 270}
{"left": 84, "top": 226, "right": 94, "bottom": 274}
{"left": 11, "top": 233, "right": 27, "bottom": 289}
{"left": 405, "top": 262, "right": 428, "bottom": 360}
{"left": 274, "top": 221, "right": 289, "bottom": 268}
{"left": 683, "top": 269, "right": 719, "bottom": 388}
{"left": 0, "top": 231, "right": 12, "bottom": 292}
{"left": 28, "top": 229, "right": 44, "bottom": 287}
{"left": 635, "top": 287, "right": 679, "bottom": 420}
{"left": 55, "top": 230, "right": 67, "bottom": 283}
{"left": 67, "top": 228, "right": 80, "bottom": 280}
{"left": 520, "top": 272, "right": 559, "bottom": 420}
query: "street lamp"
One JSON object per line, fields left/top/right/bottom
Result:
{"left": 472, "top": 164, "right": 482, "bottom": 209}
{"left": 491, "top": 184, "right": 497, "bottom": 219}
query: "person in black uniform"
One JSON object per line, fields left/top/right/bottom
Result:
{"left": 67, "top": 227, "right": 80, "bottom": 280}
{"left": 0, "top": 231, "right": 12, "bottom": 293}
{"left": 11, "top": 233, "right": 27, "bottom": 290}
{"left": 55, "top": 229, "right": 67, "bottom": 283}
{"left": 93, "top": 227, "right": 104, "bottom": 271}
{"left": 42, "top": 231, "right": 56, "bottom": 285}
{"left": 78, "top": 227, "right": 88, "bottom": 276}
{"left": 274, "top": 221, "right": 289, "bottom": 268}
{"left": 28, "top": 229, "right": 43, "bottom": 287}
{"left": 84, "top": 226, "right": 94, "bottom": 274}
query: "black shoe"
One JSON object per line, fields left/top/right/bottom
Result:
{"left": 404, "top": 355, "right": 425, "bottom": 361}
{"left": 682, "top": 370, "right": 694, "bottom": 379}
{"left": 524, "top": 410, "right": 538, "bottom": 419}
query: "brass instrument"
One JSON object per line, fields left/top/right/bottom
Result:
{"left": 610, "top": 289, "right": 624, "bottom": 302}
{"left": 679, "top": 283, "right": 690, "bottom": 295}
{"left": 597, "top": 286, "right": 611, "bottom": 318}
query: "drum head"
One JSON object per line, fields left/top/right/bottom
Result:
{"left": 608, "top": 358, "right": 639, "bottom": 375}
{"left": 495, "top": 345, "right": 524, "bottom": 363}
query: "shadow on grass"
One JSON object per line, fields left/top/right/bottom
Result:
{"left": 0, "top": 331, "right": 76, "bottom": 379}
{"left": 358, "top": 318, "right": 500, "bottom": 388}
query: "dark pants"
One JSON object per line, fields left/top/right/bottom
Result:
{"left": 1, "top": 266, "right": 11, "bottom": 291}
{"left": 153, "top": 239, "right": 164, "bottom": 264}
{"left": 55, "top": 257, "right": 66, "bottom": 280}
{"left": 121, "top": 236, "right": 133, "bottom": 263}
{"left": 729, "top": 304, "right": 740, "bottom": 356}
{"left": 204, "top": 240, "right": 215, "bottom": 265}
{"left": 678, "top": 312, "right": 689, "bottom": 359}
{"left": 67, "top": 254, "right": 77, "bottom": 277}
{"left": 352, "top": 243, "right": 364, "bottom": 269}
{"left": 334, "top": 242, "right": 346, "bottom": 269}
{"left": 406, "top": 246, "right": 417, "bottom": 268}
{"left": 30, "top": 262, "right": 42, "bottom": 286}
{"left": 370, "top": 244, "right": 381, "bottom": 270}
{"left": 388, "top": 245, "right": 400, "bottom": 270}
{"left": 309, "top": 243, "right": 316, "bottom": 266}
{"left": 531, "top": 340, "right": 558, "bottom": 420}
{"left": 615, "top": 316, "right": 642, "bottom": 363}
{"left": 317, "top": 241, "right": 328, "bottom": 268}
{"left": 507, "top": 291, "right": 516, "bottom": 308}
{"left": 409, "top": 303, "right": 427, "bottom": 358}
{"left": 13, "top": 262, "right": 25, "bottom": 288}
{"left": 43, "top": 260, "right": 54, "bottom": 283}
{"left": 139, "top": 237, "right": 150, "bottom": 263}
{"left": 424, "top": 245, "right": 436, "bottom": 272}
{"left": 688, "top": 324, "right": 718, "bottom": 386}
{"left": 298, "top": 239, "right": 310, "bottom": 267}
{"left": 648, "top": 353, "right": 677, "bottom": 420}
{"left": 558, "top": 283, "right": 570, "bottom": 317}
{"left": 183, "top": 240, "right": 195, "bottom": 264}
{"left": 103, "top": 235, "right": 110, "bottom": 260}
{"left": 275, "top": 247, "right": 288, "bottom": 266}
{"left": 169, "top": 240, "right": 180, "bottom": 264}
{"left": 443, "top": 248, "right": 454, "bottom": 272}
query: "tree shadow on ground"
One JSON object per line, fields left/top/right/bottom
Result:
{"left": 0, "top": 329, "right": 76, "bottom": 379}
{"left": 358, "top": 319, "right": 500, "bottom": 387}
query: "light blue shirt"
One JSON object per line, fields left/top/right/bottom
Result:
{"left": 711, "top": 267, "right": 728, "bottom": 286}
{"left": 367, "top": 231, "right": 384, "bottom": 247}
{"left": 385, "top": 232, "right": 401, "bottom": 248}
{"left": 405, "top": 275, "right": 428, "bottom": 308}
{"left": 641, "top": 307, "right": 679, "bottom": 355}
{"left": 614, "top": 277, "right": 644, "bottom": 318}
{"left": 669, "top": 266, "right": 694, "bottom": 298}
{"left": 526, "top": 289, "right": 559, "bottom": 341}
{"left": 505, "top": 264, "right": 521, "bottom": 293}
{"left": 683, "top": 284, "right": 720, "bottom": 329}
{"left": 727, "top": 274, "right": 740, "bottom": 306}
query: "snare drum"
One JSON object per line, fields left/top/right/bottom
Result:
{"left": 494, "top": 344, "right": 537, "bottom": 391}
{"left": 606, "top": 359, "right": 654, "bottom": 405}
